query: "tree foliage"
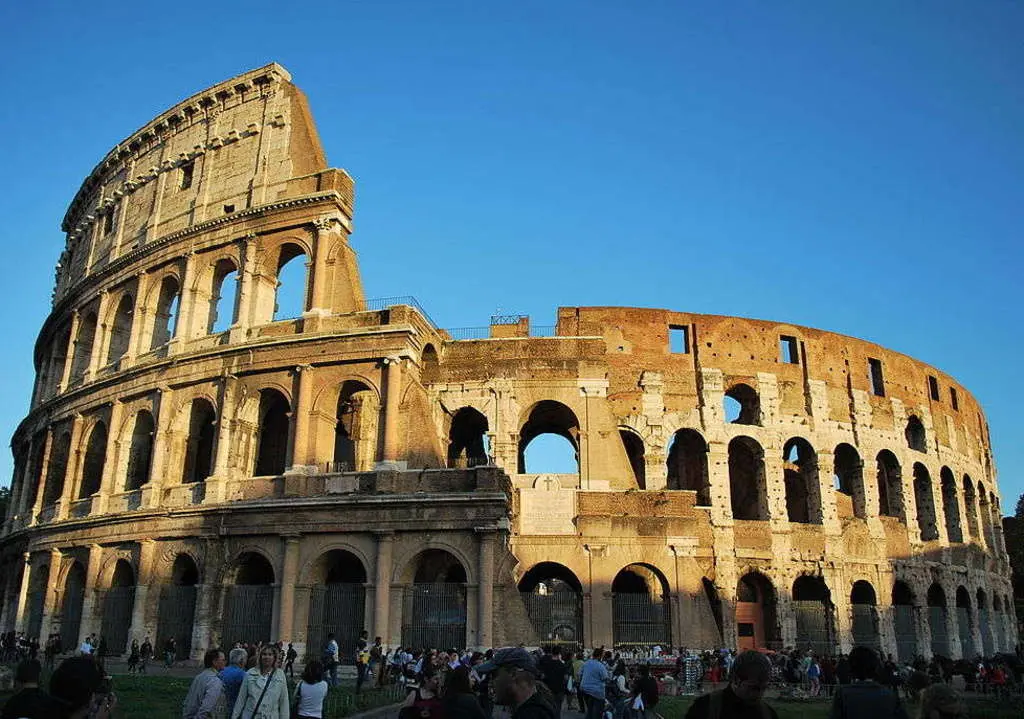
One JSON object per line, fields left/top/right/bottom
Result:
{"left": 1006, "top": 492, "right": 1024, "bottom": 600}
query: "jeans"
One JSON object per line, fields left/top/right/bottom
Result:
{"left": 584, "top": 693, "right": 605, "bottom": 719}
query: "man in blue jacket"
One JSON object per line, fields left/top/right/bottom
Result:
{"left": 579, "top": 648, "right": 609, "bottom": 719}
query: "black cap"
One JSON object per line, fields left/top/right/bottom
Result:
{"left": 475, "top": 647, "right": 539, "bottom": 676}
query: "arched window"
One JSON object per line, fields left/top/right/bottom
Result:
{"left": 182, "top": 399, "right": 216, "bottom": 484}
{"left": 43, "top": 431, "right": 71, "bottom": 505}
{"left": 927, "top": 584, "right": 949, "bottom": 657}
{"left": 253, "top": 389, "right": 290, "bottom": 476}
{"left": 125, "top": 410, "right": 155, "bottom": 491}
{"left": 892, "top": 581, "right": 917, "bottom": 662}
{"left": 666, "top": 429, "right": 709, "bottom": 503}
{"left": 619, "top": 430, "right": 646, "bottom": 489}
{"left": 78, "top": 421, "right": 107, "bottom": 499}
{"left": 833, "top": 443, "right": 866, "bottom": 519}
{"left": 207, "top": 259, "right": 239, "bottom": 333}
{"left": 792, "top": 576, "right": 836, "bottom": 656}
{"left": 421, "top": 344, "right": 439, "bottom": 384}
{"left": 273, "top": 244, "right": 308, "bottom": 320}
{"left": 70, "top": 311, "right": 98, "bottom": 384}
{"left": 940, "top": 467, "right": 963, "bottom": 543}
{"left": 106, "top": 294, "right": 134, "bottom": 365}
{"left": 724, "top": 383, "right": 760, "bottom": 425}
{"left": 783, "top": 438, "right": 821, "bottom": 524}
{"left": 905, "top": 416, "right": 927, "bottom": 453}
{"left": 978, "top": 484, "right": 995, "bottom": 550}
{"left": 963, "top": 476, "right": 979, "bottom": 540}
{"left": 876, "top": 450, "right": 904, "bottom": 520}
{"left": 448, "top": 407, "right": 489, "bottom": 468}
{"left": 150, "top": 276, "right": 180, "bottom": 349}
{"left": 333, "top": 380, "right": 378, "bottom": 472}
{"left": 729, "top": 436, "right": 768, "bottom": 520}
{"left": 518, "top": 401, "right": 580, "bottom": 474}
{"left": 913, "top": 463, "right": 939, "bottom": 541}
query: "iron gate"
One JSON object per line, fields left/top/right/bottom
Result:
{"left": 894, "top": 606, "right": 917, "bottom": 662}
{"left": 222, "top": 585, "right": 274, "bottom": 648}
{"left": 956, "top": 607, "right": 973, "bottom": 658}
{"left": 60, "top": 587, "right": 85, "bottom": 652}
{"left": 521, "top": 591, "right": 583, "bottom": 646}
{"left": 611, "top": 593, "right": 671, "bottom": 647}
{"left": 307, "top": 584, "right": 366, "bottom": 661}
{"left": 401, "top": 583, "right": 466, "bottom": 651}
{"left": 792, "top": 601, "right": 835, "bottom": 656}
{"left": 851, "top": 605, "right": 880, "bottom": 650}
{"left": 100, "top": 586, "right": 135, "bottom": 655}
{"left": 979, "top": 609, "right": 993, "bottom": 656}
{"left": 157, "top": 585, "right": 197, "bottom": 659}
{"left": 929, "top": 607, "right": 950, "bottom": 657}
{"left": 27, "top": 592, "right": 44, "bottom": 641}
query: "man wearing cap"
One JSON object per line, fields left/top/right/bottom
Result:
{"left": 476, "top": 647, "right": 556, "bottom": 719}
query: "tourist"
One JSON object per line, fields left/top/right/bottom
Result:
{"left": 139, "top": 636, "right": 153, "bottom": 674}
{"left": 579, "top": 648, "right": 610, "bottom": 719}
{"left": 477, "top": 646, "right": 555, "bottom": 719}
{"left": 684, "top": 651, "right": 778, "bottom": 719}
{"left": 916, "top": 683, "right": 965, "bottom": 719}
{"left": 50, "top": 655, "right": 117, "bottom": 719}
{"left": 807, "top": 654, "right": 822, "bottom": 697}
{"left": 232, "top": 645, "right": 289, "bottom": 719}
{"left": 293, "top": 659, "right": 329, "bottom": 719}
{"left": 220, "top": 647, "right": 249, "bottom": 716}
{"left": 323, "top": 632, "right": 339, "bottom": 687}
{"left": 165, "top": 636, "right": 177, "bottom": 667}
{"left": 127, "top": 640, "right": 140, "bottom": 674}
{"left": 2, "top": 658, "right": 58, "bottom": 718}
{"left": 78, "top": 634, "right": 94, "bottom": 656}
{"left": 370, "top": 636, "right": 384, "bottom": 685}
{"left": 182, "top": 648, "right": 226, "bottom": 719}
{"left": 442, "top": 665, "right": 488, "bottom": 719}
{"left": 829, "top": 646, "right": 908, "bottom": 719}
{"left": 538, "top": 646, "right": 569, "bottom": 719}
{"left": 356, "top": 629, "right": 370, "bottom": 692}
{"left": 400, "top": 663, "right": 444, "bottom": 719}
{"left": 629, "top": 664, "right": 659, "bottom": 719}
{"left": 609, "top": 660, "right": 629, "bottom": 719}
{"left": 284, "top": 643, "right": 297, "bottom": 678}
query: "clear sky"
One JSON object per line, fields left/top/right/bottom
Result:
{"left": 0, "top": 1, "right": 1021, "bottom": 513}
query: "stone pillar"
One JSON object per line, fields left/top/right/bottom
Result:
{"left": 307, "top": 220, "right": 336, "bottom": 314}
{"left": 95, "top": 399, "right": 124, "bottom": 513}
{"left": 230, "top": 234, "right": 258, "bottom": 342}
{"left": 79, "top": 544, "right": 104, "bottom": 641}
{"left": 85, "top": 290, "right": 111, "bottom": 382}
{"left": 191, "top": 583, "right": 218, "bottom": 656}
{"left": 125, "top": 273, "right": 147, "bottom": 364}
{"left": 56, "top": 414, "right": 85, "bottom": 521}
{"left": 379, "top": 357, "right": 403, "bottom": 466}
{"left": 705, "top": 441, "right": 732, "bottom": 525}
{"left": 278, "top": 536, "right": 301, "bottom": 641}
{"left": 584, "top": 546, "right": 613, "bottom": 648}
{"left": 29, "top": 429, "right": 53, "bottom": 526}
{"left": 38, "top": 548, "right": 62, "bottom": 643}
{"left": 171, "top": 253, "right": 197, "bottom": 349}
{"left": 204, "top": 377, "right": 237, "bottom": 505}
{"left": 288, "top": 365, "right": 315, "bottom": 470}
{"left": 477, "top": 530, "right": 496, "bottom": 649}
{"left": 58, "top": 310, "right": 80, "bottom": 393}
{"left": 13, "top": 553, "right": 32, "bottom": 633}
{"left": 145, "top": 388, "right": 173, "bottom": 509}
{"left": 373, "top": 532, "right": 394, "bottom": 644}
{"left": 128, "top": 540, "right": 156, "bottom": 646}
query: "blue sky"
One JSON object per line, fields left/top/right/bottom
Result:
{"left": 0, "top": 1, "right": 1021, "bottom": 513}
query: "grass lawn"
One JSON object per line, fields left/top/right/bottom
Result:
{"left": 656, "top": 692, "right": 1024, "bottom": 719}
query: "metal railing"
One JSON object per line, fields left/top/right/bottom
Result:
{"left": 362, "top": 296, "right": 438, "bottom": 329}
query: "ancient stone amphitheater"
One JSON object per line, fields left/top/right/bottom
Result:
{"left": 0, "top": 64, "right": 1016, "bottom": 662}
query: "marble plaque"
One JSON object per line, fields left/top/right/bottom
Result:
{"left": 519, "top": 475, "right": 576, "bottom": 535}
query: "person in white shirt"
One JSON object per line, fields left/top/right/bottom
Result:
{"left": 294, "top": 659, "right": 329, "bottom": 719}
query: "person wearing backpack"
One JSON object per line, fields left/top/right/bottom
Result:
{"left": 322, "top": 633, "right": 339, "bottom": 687}
{"left": 684, "top": 651, "right": 778, "bottom": 719}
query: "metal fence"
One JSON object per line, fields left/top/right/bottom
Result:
{"left": 100, "top": 586, "right": 135, "bottom": 655}
{"left": 306, "top": 584, "right": 366, "bottom": 662}
{"left": 957, "top": 607, "right": 974, "bottom": 657}
{"left": 612, "top": 593, "right": 671, "bottom": 646}
{"left": 362, "top": 296, "right": 438, "bottom": 328}
{"left": 157, "top": 585, "right": 197, "bottom": 659}
{"left": 401, "top": 583, "right": 466, "bottom": 651}
{"left": 930, "top": 607, "right": 950, "bottom": 656}
{"left": 792, "top": 601, "right": 835, "bottom": 656}
{"left": 894, "top": 605, "right": 917, "bottom": 662}
{"left": 851, "top": 605, "right": 880, "bottom": 650}
{"left": 521, "top": 591, "right": 584, "bottom": 646}
{"left": 222, "top": 585, "right": 274, "bottom": 648}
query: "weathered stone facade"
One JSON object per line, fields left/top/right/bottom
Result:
{"left": 0, "top": 64, "right": 1017, "bottom": 661}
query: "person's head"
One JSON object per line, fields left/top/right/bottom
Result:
{"left": 303, "top": 659, "right": 324, "bottom": 684}
{"left": 15, "top": 658, "right": 42, "bottom": 687}
{"left": 375, "top": 636, "right": 382, "bottom": 644}
{"left": 361, "top": 629, "right": 368, "bottom": 639}
{"left": 848, "top": 646, "right": 879, "bottom": 681}
{"left": 918, "top": 683, "right": 965, "bottom": 719}
{"left": 476, "top": 647, "right": 540, "bottom": 706}
{"left": 637, "top": 664, "right": 650, "bottom": 678}
{"left": 327, "top": 633, "right": 336, "bottom": 641}
{"left": 591, "top": 648, "right": 603, "bottom": 660}
{"left": 229, "top": 648, "right": 248, "bottom": 668}
{"left": 258, "top": 646, "right": 278, "bottom": 672}
{"left": 729, "top": 651, "right": 772, "bottom": 705}
{"left": 203, "top": 649, "right": 226, "bottom": 671}
{"left": 419, "top": 664, "right": 440, "bottom": 692}
{"left": 51, "top": 656, "right": 104, "bottom": 717}
{"left": 443, "top": 665, "right": 474, "bottom": 696}
{"left": 614, "top": 660, "right": 626, "bottom": 676}
{"left": 550, "top": 646, "right": 561, "bottom": 659}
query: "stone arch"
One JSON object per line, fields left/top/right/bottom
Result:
{"left": 978, "top": 485, "right": 995, "bottom": 550}
{"left": 100, "top": 559, "right": 136, "bottom": 654}
{"left": 666, "top": 428, "right": 709, "bottom": 503}
{"left": 892, "top": 580, "right": 918, "bottom": 661}
{"left": 517, "top": 562, "right": 585, "bottom": 645}
{"left": 221, "top": 550, "right": 275, "bottom": 647}
{"left": 518, "top": 400, "right": 580, "bottom": 474}
{"left": 611, "top": 563, "right": 672, "bottom": 647}
{"left": 913, "top": 463, "right": 939, "bottom": 541}
{"left": 157, "top": 553, "right": 200, "bottom": 660}
{"left": 963, "top": 475, "right": 979, "bottom": 539}
{"left": 940, "top": 467, "right": 963, "bottom": 543}
{"left": 43, "top": 429, "right": 72, "bottom": 505}
{"left": 253, "top": 388, "right": 290, "bottom": 476}
{"left": 106, "top": 292, "right": 134, "bottom": 365}
{"left": 273, "top": 242, "right": 309, "bottom": 320}
{"left": 400, "top": 548, "right": 469, "bottom": 650}
{"left": 619, "top": 427, "right": 646, "bottom": 490}
{"left": 850, "top": 580, "right": 880, "bottom": 649}
{"left": 783, "top": 437, "right": 821, "bottom": 524}
{"left": 26, "top": 562, "right": 49, "bottom": 640}
{"left": 792, "top": 575, "right": 836, "bottom": 655}
{"left": 306, "top": 548, "right": 369, "bottom": 660}
{"left": 333, "top": 379, "right": 380, "bottom": 472}
{"left": 124, "top": 410, "right": 155, "bottom": 491}
{"left": 833, "top": 443, "right": 866, "bottom": 519}
{"left": 736, "top": 571, "right": 780, "bottom": 651}
{"left": 181, "top": 398, "right": 217, "bottom": 484}
{"left": 729, "top": 436, "right": 768, "bottom": 520}
{"left": 877, "top": 450, "right": 904, "bottom": 520}
{"left": 149, "top": 274, "right": 181, "bottom": 349}
{"left": 60, "top": 560, "right": 87, "bottom": 651}
{"left": 69, "top": 309, "right": 98, "bottom": 384}
{"left": 927, "top": 583, "right": 950, "bottom": 657}
{"left": 448, "top": 407, "right": 489, "bottom": 468}
{"left": 206, "top": 257, "right": 239, "bottom": 333}
{"left": 905, "top": 415, "right": 927, "bottom": 453}
{"left": 78, "top": 420, "right": 108, "bottom": 499}
{"left": 724, "top": 383, "right": 760, "bottom": 425}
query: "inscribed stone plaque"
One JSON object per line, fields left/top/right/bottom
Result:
{"left": 519, "top": 475, "right": 576, "bottom": 535}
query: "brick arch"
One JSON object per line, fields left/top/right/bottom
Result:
{"left": 96, "top": 551, "right": 136, "bottom": 590}
{"left": 393, "top": 541, "right": 476, "bottom": 586}
{"left": 298, "top": 541, "right": 373, "bottom": 586}
{"left": 156, "top": 546, "right": 205, "bottom": 584}
{"left": 220, "top": 545, "right": 278, "bottom": 585}
{"left": 253, "top": 234, "right": 314, "bottom": 275}
{"left": 310, "top": 374, "right": 382, "bottom": 417}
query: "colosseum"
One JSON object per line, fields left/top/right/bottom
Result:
{"left": 0, "top": 63, "right": 1017, "bottom": 663}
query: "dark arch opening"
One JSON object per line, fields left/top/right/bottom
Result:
{"left": 792, "top": 575, "right": 836, "bottom": 655}
{"left": 963, "top": 476, "right": 979, "bottom": 539}
{"left": 273, "top": 244, "right": 308, "bottom": 320}
{"left": 729, "top": 436, "right": 768, "bottom": 520}
{"left": 106, "top": 294, "right": 134, "bottom": 365}
{"left": 666, "top": 429, "right": 710, "bottom": 504}
{"left": 913, "top": 463, "right": 939, "bottom": 541}
{"left": 905, "top": 416, "right": 927, "bottom": 453}
{"left": 724, "top": 383, "right": 760, "bottom": 425}
{"left": 27, "top": 564, "right": 49, "bottom": 640}
{"left": 308, "top": 550, "right": 368, "bottom": 660}
{"left": 448, "top": 407, "right": 489, "bottom": 468}
{"left": 182, "top": 399, "right": 216, "bottom": 484}
{"left": 223, "top": 552, "right": 275, "bottom": 648}
{"left": 44, "top": 431, "right": 72, "bottom": 505}
{"left": 877, "top": 450, "right": 904, "bottom": 520}
{"left": 61, "top": 562, "right": 87, "bottom": 651}
{"left": 850, "top": 580, "right": 880, "bottom": 650}
{"left": 940, "top": 467, "right": 963, "bottom": 543}
{"left": 208, "top": 259, "right": 239, "bottom": 333}
{"left": 150, "top": 276, "right": 180, "bottom": 349}
{"left": 611, "top": 564, "right": 672, "bottom": 647}
{"left": 70, "top": 311, "right": 98, "bottom": 384}
{"left": 620, "top": 429, "right": 646, "bottom": 489}
{"left": 851, "top": 580, "right": 877, "bottom": 605}
{"left": 783, "top": 437, "right": 821, "bottom": 524}
{"left": 893, "top": 580, "right": 917, "bottom": 661}
{"left": 333, "top": 380, "right": 376, "bottom": 472}
{"left": 101, "top": 560, "right": 136, "bottom": 654}
{"left": 833, "top": 443, "right": 866, "bottom": 519}
{"left": 158, "top": 554, "right": 199, "bottom": 660}
{"left": 125, "top": 410, "right": 155, "bottom": 491}
{"left": 955, "top": 585, "right": 975, "bottom": 658}
{"left": 254, "top": 389, "right": 290, "bottom": 476}
{"left": 79, "top": 421, "right": 108, "bottom": 499}
{"left": 927, "top": 583, "right": 950, "bottom": 657}
{"left": 518, "top": 401, "right": 580, "bottom": 474}
{"left": 403, "top": 549, "right": 468, "bottom": 651}
{"left": 518, "top": 562, "right": 584, "bottom": 645}
{"left": 421, "top": 344, "right": 439, "bottom": 384}
{"left": 736, "top": 572, "right": 780, "bottom": 651}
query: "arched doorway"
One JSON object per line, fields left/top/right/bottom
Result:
{"left": 60, "top": 561, "right": 87, "bottom": 651}
{"left": 125, "top": 410, "right": 155, "bottom": 491}
{"left": 955, "top": 586, "right": 974, "bottom": 659}
{"left": 783, "top": 438, "right": 820, "bottom": 524}
{"left": 792, "top": 575, "right": 836, "bottom": 656}
{"left": 518, "top": 562, "right": 584, "bottom": 648}
{"left": 253, "top": 389, "right": 290, "bottom": 476}
{"left": 182, "top": 399, "right": 216, "bottom": 484}
{"left": 927, "top": 584, "right": 950, "bottom": 657}
{"left": 850, "top": 580, "right": 880, "bottom": 650}
{"left": 729, "top": 437, "right": 768, "bottom": 520}
{"left": 735, "top": 573, "right": 780, "bottom": 651}
{"left": 892, "top": 581, "right": 917, "bottom": 662}
{"left": 620, "top": 429, "right": 646, "bottom": 489}
{"left": 518, "top": 401, "right": 580, "bottom": 474}
{"left": 222, "top": 552, "right": 275, "bottom": 648}
{"left": 448, "top": 408, "right": 489, "bottom": 468}
{"left": 666, "top": 429, "right": 710, "bottom": 504}
{"left": 100, "top": 560, "right": 136, "bottom": 655}
{"left": 157, "top": 554, "right": 199, "bottom": 661}
{"left": 976, "top": 589, "right": 993, "bottom": 657}
{"left": 333, "top": 381, "right": 378, "bottom": 472}
{"left": 79, "top": 421, "right": 108, "bottom": 499}
{"left": 27, "top": 563, "right": 49, "bottom": 641}
{"left": 402, "top": 549, "right": 467, "bottom": 650}
{"left": 307, "top": 550, "right": 368, "bottom": 661}
{"left": 611, "top": 564, "right": 671, "bottom": 648}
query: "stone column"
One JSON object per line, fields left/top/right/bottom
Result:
{"left": 379, "top": 357, "right": 403, "bottom": 466}
{"left": 191, "top": 583, "right": 218, "bottom": 657}
{"left": 125, "top": 273, "right": 147, "bottom": 364}
{"left": 229, "top": 234, "right": 258, "bottom": 342}
{"left": 95, "top": 399, "right": 124, "bottom": 513}
{"left": 85, "top": 290, "right": 111, "bottom": 382}
{"left": 373, "top": 532, "right": 394, "bottom": 645}
{"left": 170, "top": 253, "right": 197, "bottom": 349}
{"left": 307, "top": 220, "right": 337, "bottom": 314}
{"left": 288, "top": 365, "right": 315, "bottom": 470}
{"left": 79, "top": 544, "right": 104, "bottom": 641}
{"left": 29, "top": 429, "right": 53, "bottom": 526}
{"left": 56, "top": 414, "right": 85, "bottom": 521}
{"left": 278, "top": 536, "right": 301, "bottom": 642}
{"left": 13, "top": 553, "right": 32, "bottom": 633}
{"left": 38, "top": 548, "right": 62, "bottom": 642}
{"left": 58, "top": 310, "right": 80, "bottom": 393}
{"left": 476, "top": 530, "right": 496, "bottom": 649}
{"left": 145, "top": 388, "right": 173, "bottom": 508}
{"left": 128, "top": 540, "right": 156, "bottom": 646}
{"left": 706, "top": 441, "right": 732, "bottom": 525}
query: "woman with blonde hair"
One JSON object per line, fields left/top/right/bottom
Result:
{"left": 232, "top": 644, "right": 290, "bottom": 719}
{"left": 917, "top": 683, "right": 966, "bottom": 719}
